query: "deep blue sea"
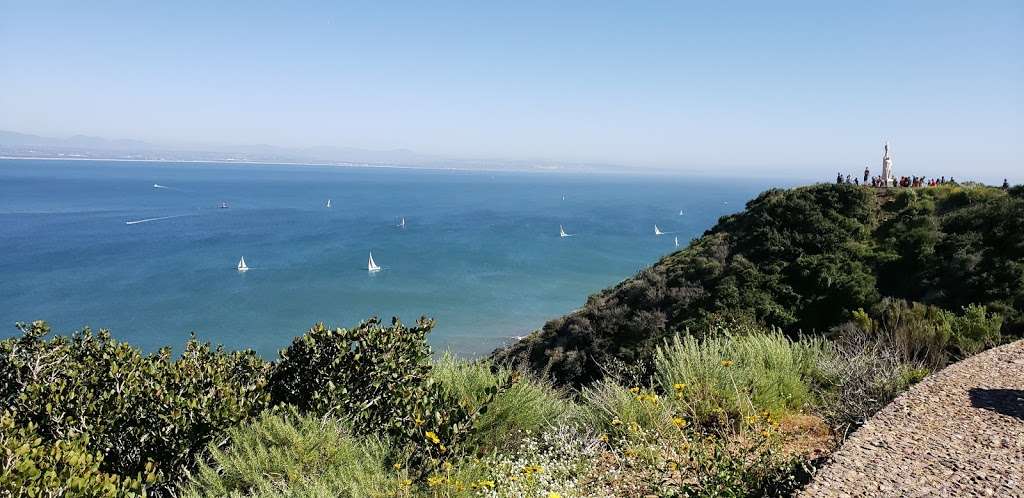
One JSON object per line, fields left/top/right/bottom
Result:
{"left": 0, "top": 159, "right": 778, "bottom": 357}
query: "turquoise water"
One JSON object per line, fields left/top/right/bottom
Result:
{"left": 0, "top": 159, "right": 774, "bottom": 357}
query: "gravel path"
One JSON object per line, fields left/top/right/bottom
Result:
{"left": 801, "top": 340, "right": 1024, "bottom": 497}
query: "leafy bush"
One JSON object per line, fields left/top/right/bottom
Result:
{"left": 851, "top": 299, "right": 1003, "bottom": 369}
{"left": 0, "top": 321, "right": 270, "bottom": 494}
{"left": 866, "top": 299, "right": 952, "bottom": 369}
{"left": 432, "top": 356, "right": 571, "bottom": 454}
{"left": 268, "top": 318, "right": 504, "bottom": 474}
{"left": 948, "top": 304, "right": 1002, "bottom": 358}
{"left": 183, "top": 410, "right": 399, "bottom": 498}
{"left": 653, "top": 332, "right": 822, "bottom": 428}
{"left": 0, "top": 411, "right": 144, "bottom": 497}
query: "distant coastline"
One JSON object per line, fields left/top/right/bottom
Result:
{"left": 0, "top": 155, "right": 554, "bottom": 175}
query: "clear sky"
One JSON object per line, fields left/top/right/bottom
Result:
{"left": 1, "top": 1, "right": 1021, "bottom": 179}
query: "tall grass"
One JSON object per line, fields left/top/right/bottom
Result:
{"left": 578, "top": 379, "right": 682, "bottom": 443}
{"left": 432, "top": 355, "right": 572, "bottom": 453}
{"left": 182, "top": 411, "right": 400, "bottom": 498}
{"left": 654, "top": 332, "right": 825, "bottom": 427}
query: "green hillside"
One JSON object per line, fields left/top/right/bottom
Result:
{"left": 493, "top": 183, "right": 1024, "bottom": 385}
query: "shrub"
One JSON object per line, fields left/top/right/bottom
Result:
{"left": 948, "top": 304, "right": 1002, "bottom": 358}
{"left": 0, "top": 411, "right": 145, "bottom": 497}
{"left": 579, "top": 379, "right": 681, "bottom": 444}
{"left": 652, "top": 331, "right": 822, "bottom": 428}
{"left": 0, "top": 321, "right": 270, "bottom": 494}
{"left": 813, "top": 324, "right": 925, "bottom": 430}
{"left": 868, "top": 299, "right": 952, "bottom": 369}
{"left": 852, "top": 299, "right": 1003, "bottom": 368}
{"left": 182, "top": 410, "right": 399, "bottom": 498}
{"left": 457, "top": 424, "right": 608, "bottom": 498}
{"left": 432, "top": 356, "right": 571, "bottom": 454}
{"left": 268, "top": 318, "right": 505, "bottom": 475}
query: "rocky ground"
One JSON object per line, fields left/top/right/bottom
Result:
{"left": 801, "top": 340, "right": 1024, "bottom": 497}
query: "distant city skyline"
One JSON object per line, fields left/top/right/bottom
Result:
{"left": 1, "top": 1, "right": 1021, "bottom": 180}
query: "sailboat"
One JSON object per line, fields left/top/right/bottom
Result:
{"left": 398, "top": 217, "right": 406, "bottom": 229}
{"left": 325, "top": 199, "right": 331, "bottom": 208}
{"left": 678, "top": 210, "right": 684, "bottom": 216}
{"left": 237, "top": 257, "right": 249, "bottom": 272}
{"left": 559, "top": 225, "right": 574, "bottom": 238}
{"left": 367, "top": 251, "right": 381, "bottom": 272}
{"left": 654, "top": 225, "right": 665, "bottom": 236}
{"left": 674, "top": 236, "right": 679, "bottom": 247}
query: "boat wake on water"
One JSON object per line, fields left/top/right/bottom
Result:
{"left": 152, "top": 183, "right": 188, "bottom": 192}
{"left": 125, "top": 214, "right": 192, "bottom": 225}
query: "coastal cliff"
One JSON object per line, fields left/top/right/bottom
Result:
{"left": 493, "top": 183, "right": 1024, "bottom": 386}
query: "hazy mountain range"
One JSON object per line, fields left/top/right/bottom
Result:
{"left": 0, "top": 130, "right": 622, "bottom": 173}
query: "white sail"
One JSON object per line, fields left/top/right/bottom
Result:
{"left": 398, "top": 217, "right": 406, "bottom": 228}
{"left": 237, "top": 257, "right": 249, "bottom": 272}
{"left": 654, "top": 225, "right": 664, "bottom": 236}
{"left": 326, "top": 199, "right": 331, "bottom": 208}
{"left": 367, "top": 251, "right": 381, "bottom": 272}
{"left": 559, "top": 225, "right": 574, "bottom": 238}
{"left": 679, "top": 210, "right": 684, "bottom": 216}
{"left": 674, "top": 236, "right": 679, "bottom": 247}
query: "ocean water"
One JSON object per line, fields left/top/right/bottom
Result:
{"left": 0, "top": 159, "right": 774, "bottom": 357}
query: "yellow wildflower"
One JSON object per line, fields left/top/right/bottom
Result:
{"left": 400, "top": 479, "right": 412, "bottom": 487}
{"left": 672, "top": 417, "right": 687, "bottom": 428}
{"left": 668, "top": 461, "right": 678, "bottom": 471}
{"left": 721, "top": 359, "right": 734, "bottom": 367}
{"left": 425, "top": 431, "right": 440, "bottom": 444}
{"left": 473, "top": 479, "right": 495, "bottom": 489}
{"left": 427, "top": 475, "right": 444, "bottom": 487}
{"left": 629, "top": 386, "right": 640, "bottom": 394}
{"left": 393, "top": 463, "right": 402, "bottom": 470}
{"left": 548, "top": 493, "right": 562, "bottom": 498}
{"left": 523, "top": 464, "right": 544, "bottom": 475}
{"left": 611, "top": 417, "right": 623, "bottom": 426}
{"left": 673, "top": 383, "right": 686, "bottom": 391}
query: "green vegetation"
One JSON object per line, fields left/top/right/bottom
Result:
{"left": 494, "top": 183, "right": 1023, "bottom": 386}
{"left": 0, "top": 317, "right": 918, "bottom": 497}
{"left": 3, "top": 183, "right": 1018, "bottom": 496}
{"left": 0, "top": 321, "right": 268, "bottom": 495}
{"left": 182, "top": 411, "right": 399, "bottom": 498}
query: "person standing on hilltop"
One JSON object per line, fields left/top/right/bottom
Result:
{"left": 1004, "top": 179, "right": 1010, "bottom": 190}
{"left": 864, "top": 166, "right": 870, "bottom": 183}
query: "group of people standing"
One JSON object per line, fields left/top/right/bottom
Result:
{"left": 836, "top": 167, "right": 958, "bottom": 189}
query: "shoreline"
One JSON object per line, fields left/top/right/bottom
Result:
{"left": 0, "top": 155, "right": 828, "bottom": 181}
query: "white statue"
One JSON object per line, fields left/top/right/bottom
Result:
{"left": 881, "top": 141, "right": 893, "bottom": 187}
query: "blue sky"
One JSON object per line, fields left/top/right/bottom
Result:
{"left": 1, "top": 1, "right": 1021, "bottom": 179}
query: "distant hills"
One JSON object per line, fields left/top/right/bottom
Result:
{"left": 0, "top": 129, "right": 622, "bottom": 173}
